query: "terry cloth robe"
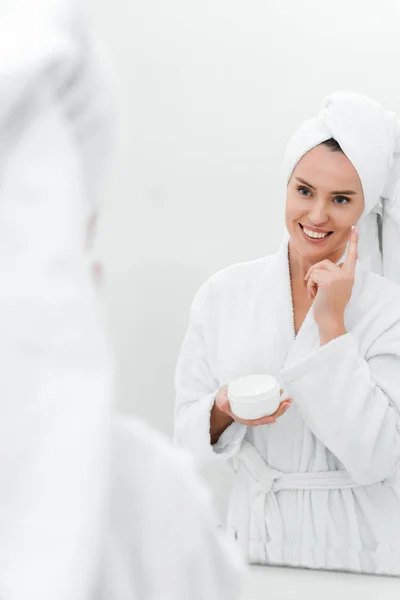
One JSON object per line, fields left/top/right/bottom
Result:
{"left": 0, "top": 3, "right": 245, "bottom": 599}
{"left": 0, "top": 3, "right": 116, "bottom": 599}
{"left": 174, "top": 236, "right": 400, "bottom": 575}
{"left": 95, "top": 415, "right": 245, "bottom": 600}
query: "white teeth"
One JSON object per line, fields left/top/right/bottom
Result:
{"left": 303, "top": 227, "right": 329, "bottom": 239}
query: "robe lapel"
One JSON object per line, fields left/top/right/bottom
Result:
{"left": 276, "top": 235, "right": 366, "bottom": 372}
{"left": 271, "top": 232, "right": 297, "bottom": 361}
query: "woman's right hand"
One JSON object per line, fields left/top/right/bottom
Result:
{"left": 215, "top": 385, "right": 292, "bottom": 426}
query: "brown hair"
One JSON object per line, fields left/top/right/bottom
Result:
{"left": 320, "top": 138, "right": 343, "bottom": 152}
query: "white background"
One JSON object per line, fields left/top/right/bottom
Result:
{"left": 87, "top": 0, "right": 400, "bottom": 521}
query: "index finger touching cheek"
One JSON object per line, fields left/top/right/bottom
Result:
{"left": 343, "top": 225, "right": 359, "bottom": 272}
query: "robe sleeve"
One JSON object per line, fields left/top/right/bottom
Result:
{"left": 280, "top": 329, "right": 400, "bottom": 486}
{"left": 174, "top": 281, "right": 247, "bottom": 463}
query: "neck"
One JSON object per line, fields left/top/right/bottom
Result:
{"left": 288, "top": 238, "right": 347, "bottom": 283}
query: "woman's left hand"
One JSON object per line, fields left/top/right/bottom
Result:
{"left": 304, "top": 227, "right": 358, "bottom": 330}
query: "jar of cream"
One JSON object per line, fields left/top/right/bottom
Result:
{"left": 227, "top": 374, "right": 281, "bottom": 420}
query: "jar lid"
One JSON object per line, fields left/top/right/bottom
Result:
{"left": 228, "top": 374, "right": 279, "bottom": 402}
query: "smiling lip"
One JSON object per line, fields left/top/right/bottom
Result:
{"left": 299, "top": 223, "right": 333, "bottom": 242}
{"left": 300, "top": 224, "right": 332, "bottom": 234}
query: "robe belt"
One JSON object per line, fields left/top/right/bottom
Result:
{"left": 234, "top": 440, "right": 361, "bottom": 560}
{"left": 236, "top": 440, "right": 360, "bottom": 493}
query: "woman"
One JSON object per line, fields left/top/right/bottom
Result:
{"left": 174, "top": 91, "right": 400, "bottom": 575}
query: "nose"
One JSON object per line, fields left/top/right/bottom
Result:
{"left": 308, "top": 198, "right": 329, "bottom": 225}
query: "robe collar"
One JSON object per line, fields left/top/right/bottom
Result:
{"left": 274, "top": 233, "right": 366, "bottom": 370}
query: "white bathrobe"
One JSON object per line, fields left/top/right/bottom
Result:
{"left": 174, "top": 235, "right": 400, "bottom": 575}
{"left": 0, "top": 3, "right": 116, "bottom": 599}
{"left": 96, "top": 415, "right": 244, "bottom": 600}
{"left": 0, "top": 3, "right": 244, "bottom": 598}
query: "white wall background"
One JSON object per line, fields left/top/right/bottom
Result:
{"left": 86, "top": 0, "right": 400, "bottom": 519}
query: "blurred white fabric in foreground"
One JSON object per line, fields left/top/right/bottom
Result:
{"left": 0, "top": 1, "right": 115, "bottom": 598}
{"left": 0, "top": 1, "right": 244, "bottom": 598}
{"left": 96, "top": 416, "right": 244, "bottom": 600}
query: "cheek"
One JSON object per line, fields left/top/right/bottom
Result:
{"left": 356, "top": 202, "right": 365, "bottom": 221}
{"left": 339, "top": 196, "right": 364, "bottom": 225}
{"left": 285, "top": 192, "right": 304, "bottom": 221}
{"left": 333, "top": 205, "right": 362, "bottom": 229}
{"left": 284, "top": 198, "right": 293, "bottom": 226}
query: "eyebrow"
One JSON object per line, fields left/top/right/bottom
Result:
{"left": 295, "top": 177, "right": 357, "bottom": 195}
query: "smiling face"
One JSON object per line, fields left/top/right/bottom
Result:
{"left": 285, "top": 143, "right": 365, "bottom": 266}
